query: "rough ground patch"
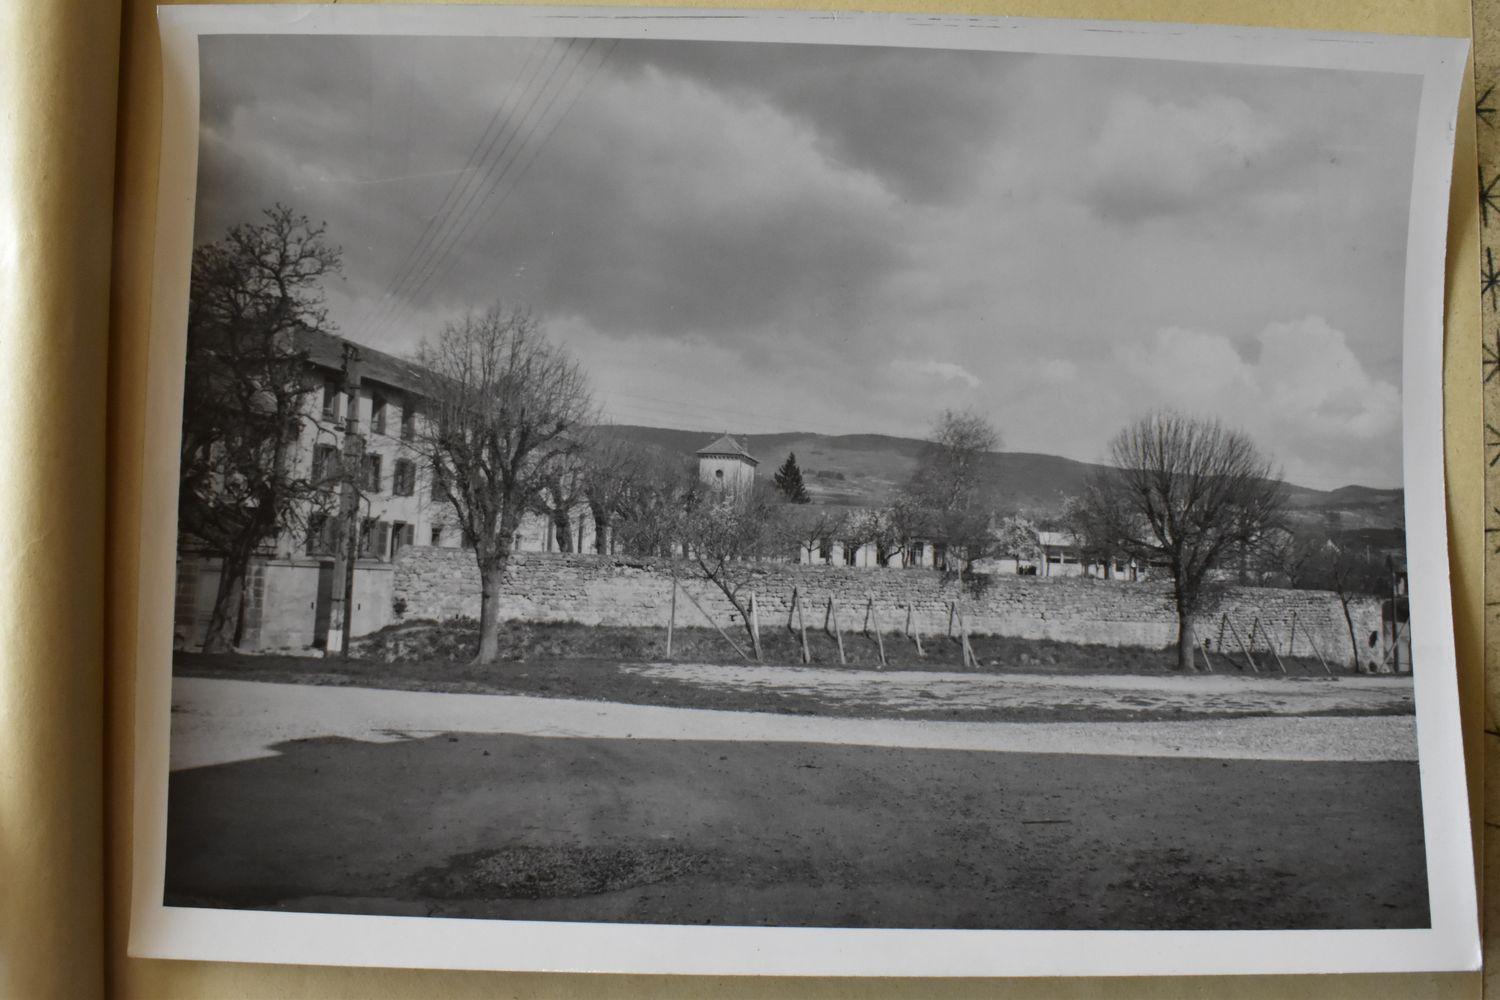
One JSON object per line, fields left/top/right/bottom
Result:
{"left": 418, "top": 844, "right": 707, "bottom": 899}
{"left": 164, "top": 732, "right": 1429, "bottom": 930}
{"left": 342, "top": 619, "right": 1347, "bottom": 677}
{"left": 175, "top": 649, "right": 1412, "bottom": 724}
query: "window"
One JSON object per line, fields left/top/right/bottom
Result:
{"left": 359, "top": 518, "right": 390, "bottom": 560}
{"left": 321, "top": 379, "right": 341, "bottom": 421}
{"left": 818, "top": 537, "right": 832, "bottom": 563}
{"left": 432, "top": 467, "right": 447, "bottom": 501}
{"left": 306, "top": 512, "right": 335, "bottom": 556}
{"left": 715, "top": 469, "right": 724, "bottom": 481}
{"left": 393, "top": 458, "right": 416, "bottom": 497}
{"left": 400, "top": 398, "right": 416, "bottom": 441}
{"left": 391, "top": 521, "right": 414, "bottom": 558}
{"left": 430, "top": 525, "right": 443, "bottom": 547}
{"left": 371, "top": 393, "right": 388, "bottom": 435}
{"left": 907, "top": 542, "right": 924, "bottom": 566}
{"left": 362, "top": 453, "right": 382, "bottom": 493}
{"left": 843, "top": 542, "right": 858, "bottom": 566}
{"left": 312, "top": 444, "right": 339, "bottom": 485}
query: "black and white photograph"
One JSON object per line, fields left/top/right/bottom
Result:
{"left": 132, "top": 5, "right": 1476, "bottom": 978}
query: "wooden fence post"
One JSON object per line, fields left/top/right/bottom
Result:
{"left": 1191, "top": 624, "right": 1213, "bottom": 672}
{"left": 666, "top": 571, "right": 677, "bottom": 659}
{"left": 748, "top": 590, "right": 763, "bottom": 662}
{"left": 955, "top": 604, "right": 977, "bottom": 670}
{"left": 795, "top": 588, "right": 810, "bottom": 664}
{"left": 865, "top": 596, "right": 886, "bottom": 669}
{"left": 1224, "top": 615, "right": 1260, "bottom": 674}
{"left": 1254, "top": 620, "right": 1287, "bottom": 674}
{"left": 1287, "top": 611, "right": 1298, "bottom": 657}
{"left": 1298, "top": 620, "right": 1332, "bottom": 675}
{"left": 906, "top": 603, "right": 924, "bottom": 657}
{"left": 676, "top": 580, "right": 750, "bottom": 662}
{"left": 827, "top": 597, "right": 846, "bottom": 665}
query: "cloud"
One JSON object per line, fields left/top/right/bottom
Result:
{"left": 611, "top": 41, "right": 1028, "bottom": 204}
{"left": 1115, "top": 316, "right": 1400, "bottom": 487}
{"left": 898, "top": 359, "right": 982, "bottom": 388}
{"left": 191, "top": 36, "right": 1419, "bottom": 487}
{"left": 1085, "top": 94, "right": 1285, "bottom": 223}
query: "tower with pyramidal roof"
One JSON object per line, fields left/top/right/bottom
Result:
{"left": 696, "top": 433, "right": 758, "bottom": 500}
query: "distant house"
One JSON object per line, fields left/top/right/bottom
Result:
{"left": 974, "top": 529, "right": 1142, "bottom": 580}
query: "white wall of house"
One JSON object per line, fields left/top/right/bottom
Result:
{"left": 698, "top": 454, "right": 756, "bottom": 497}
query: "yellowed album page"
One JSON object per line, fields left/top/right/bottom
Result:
{"left": 0, "top": 1, "right": 120, "bottom": 998}
{"left": 107, "top": 0, "right": 1483, "bottom": 998}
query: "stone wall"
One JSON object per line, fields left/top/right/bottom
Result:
{"left": 392, "top": 548, "right": 1387, "bottom": 668}
{"left": 176, "top": 555, "right": 395, "bottom": 652}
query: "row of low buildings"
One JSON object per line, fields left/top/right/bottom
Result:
{"left": 173, "top": 330, "right": 1170, "bottom": 653}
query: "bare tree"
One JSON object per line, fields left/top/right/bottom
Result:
{"left": 907, "top": 408, "right": 1000, "bottom": 515}
{"left": 612, "top": 447, "right": 699, "bottom": 557}
{"left": 1303, "top": 538, "right": 1387, "bottom": 670}
{"left": 846, "top": 508, "right": 902, "bottom": 566}
{"left": 576, "top": 430, "right": 642, "bottom": 554}
{"left": 538, "top": 458, "right": 589, "bottom": 553}
{"left": 414, "top": 304, "right": 594, "bottom": 663}
{"left": 886, "top": 491, "right": 933, "bottom": 566}
{"left": 992, "top": 514, "right": 1043, "bottom": 572}
{"left": 786, "top": 505, "right": 848, "bottom": 563}
{"left": 1087, "top": 410, "right": 1287, "bottom": 671}
{"left": 1060, "top": 489, "right": 1124, "bottom": 578}
{"left": 179, "top": 205, "right": 342, "bottom": 652}
{"left": 680, "top": 482, "right": 788, "bottom": 653}
{"left": 904, "top": 408, "right": 1001, "bottom": 571}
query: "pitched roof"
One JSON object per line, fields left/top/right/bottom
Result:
{"left": 696, "top": 434, "right": 758, "bottom": 465}
{"left": 291, "top": 327, "right": 440, "bottom": 396}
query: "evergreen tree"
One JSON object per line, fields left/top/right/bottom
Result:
{"left": 774, "top": 452, "right": 811, "bottom": 503}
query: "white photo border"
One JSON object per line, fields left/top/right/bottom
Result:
{"left": 131, "top": 3, "right": 1478, "bottom": 977}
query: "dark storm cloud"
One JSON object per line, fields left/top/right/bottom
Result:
{"left": 607, "top": 40, "right": 1029, "bottom": 204}
{"left": 193, "top": 33, "right": 1423, "bottom": 488}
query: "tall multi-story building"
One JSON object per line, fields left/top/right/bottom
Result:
{"left": 174, "top": 329, "right": 597, "bottom": 653}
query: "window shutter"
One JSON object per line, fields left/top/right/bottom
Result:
{"left": 377, "top": 522, "right": 391, "bottom": 560}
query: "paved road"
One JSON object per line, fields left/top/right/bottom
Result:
{"left": 169, "top": 677, "right": 1417, "bottom": 771}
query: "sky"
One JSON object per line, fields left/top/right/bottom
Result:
{"left": 195, "top": 34, "right": 1424, "bottom": 489}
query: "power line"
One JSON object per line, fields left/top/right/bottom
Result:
{"left": 420, "top": 39, "right": 622, "bottom": 306}
{"left": 372, "top": 39, "right": 581, "bottom": 323}
{"left": 350, "top": 37, "right": 549, "bottom": 333}
{"left": 367, "top": 38, "right": 613, "bottom": 342}
{"left": 361, "top": 39, "right": 584, "bottom": 339}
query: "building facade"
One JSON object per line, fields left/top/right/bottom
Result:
{"left": 174, "top": 329, "right": 596, "bottom": 653}
{"left": 696, "top": 434, "right": 758, "bottom": 498}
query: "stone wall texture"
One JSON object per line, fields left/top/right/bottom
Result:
{"left": 393, "top": 548, "right": 1387, "bottom": 668}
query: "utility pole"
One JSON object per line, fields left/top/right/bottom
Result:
{"left": 327, "top": 343, "right": 363, "bottom": 659}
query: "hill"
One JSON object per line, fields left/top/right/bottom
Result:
{"left": 604, "top": 424, "right": 1405, "bottom": 531}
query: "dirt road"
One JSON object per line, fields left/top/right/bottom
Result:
{"left": 169, "top": 677, "right": 1417, "bottom": 771}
